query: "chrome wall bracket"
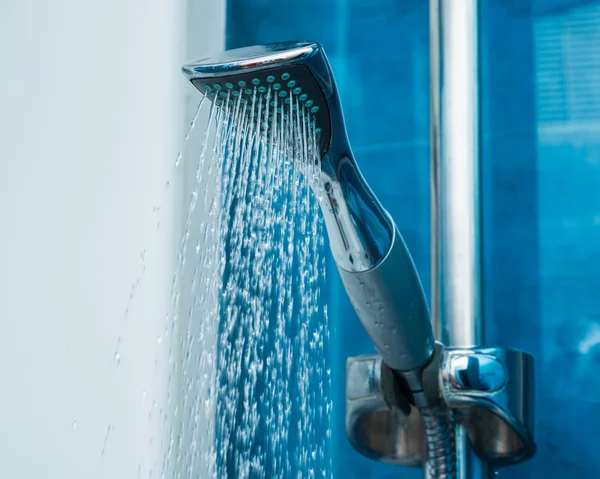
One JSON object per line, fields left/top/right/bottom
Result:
{"left": 345, "top": 346, "right": 535, "bottom": 469}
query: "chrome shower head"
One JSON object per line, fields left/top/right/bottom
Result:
{"left": 182, "top": 41, "right": 333, "bottom": 158}
{"left": 182, "top": 41, "right": 434, "bottom": 373}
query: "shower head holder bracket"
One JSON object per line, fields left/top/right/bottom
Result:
{"left": 345, "top": 345, "right": 536, "bottom": 469}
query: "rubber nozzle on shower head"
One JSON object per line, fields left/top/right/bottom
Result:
{"left": 182, "top": 42, "right": 434, "bottom": 373}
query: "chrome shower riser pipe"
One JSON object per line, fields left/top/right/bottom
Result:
{"left": 430, "top": 0, "right": 488, "bottom": 477}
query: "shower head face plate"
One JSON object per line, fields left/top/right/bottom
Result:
{"left": 182, "top": 42, "right": 333, "bottom": 157}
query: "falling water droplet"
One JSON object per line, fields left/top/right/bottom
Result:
{"left": 100, "top": 425, "right": 113, "bottom": 459}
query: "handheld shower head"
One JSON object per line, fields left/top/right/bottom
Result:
{"left": 183, "top": 41, "right": 434, "bottom": 373}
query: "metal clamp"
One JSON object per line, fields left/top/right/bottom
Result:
{"left": 441, "top": 347, "right": 536, "bottom": 466}
{"left": 346, "top": 355, "right": 425, "bottom": 466}
{"left": 345, "top": 346, "right": 535, "bottom": 468}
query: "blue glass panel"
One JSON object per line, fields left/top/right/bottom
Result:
{"left": 225, "top": 0, "right": 600, "bottom": 477}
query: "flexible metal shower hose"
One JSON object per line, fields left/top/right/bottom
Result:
{"left": 421, "top": 407, "right": 457, "bottom": 479}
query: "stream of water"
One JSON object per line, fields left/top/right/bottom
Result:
{"left": 161, "top": 87, "right": 332, "bottom": 478}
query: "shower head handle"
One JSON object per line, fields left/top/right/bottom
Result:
{"left": 318, "top": 147, "right": 434, "bottom": 372}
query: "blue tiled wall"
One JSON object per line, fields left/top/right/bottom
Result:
{"left": 226, "top": 0, "right": 600, "bottom": 477}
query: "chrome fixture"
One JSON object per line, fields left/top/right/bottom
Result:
{"left": 182, "top": 37, "right": 536, "bottom": 479}
{"left": 346, "top": 348, "right": 535, "bottom": 467}
{"left": 182, "top": 41, "right": 434, "bottom": 374}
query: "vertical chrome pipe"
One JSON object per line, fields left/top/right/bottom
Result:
{"left": 431, "top": 0, "right": 483, "bottom": 347}
{"left": 430, "top": 0, "right": 490, "bottom": 478}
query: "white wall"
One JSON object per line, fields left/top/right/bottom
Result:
{"left": 0, "top": 0, "right": 224, "bottom": 478}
